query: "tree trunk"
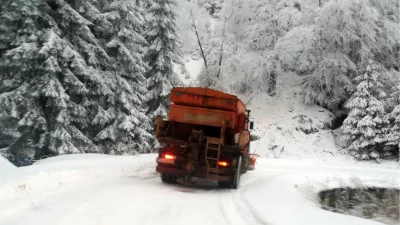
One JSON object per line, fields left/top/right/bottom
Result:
{"left": 190, "top": 10, "right": 208, "bottom": 69}
{"left": 217, "top": 23, "right": 226, "bottom": 78}
{"left": 217, "top": 0, "right": 234, "bottom": 78}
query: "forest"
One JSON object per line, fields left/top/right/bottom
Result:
{"left": 0, "top": 0, "right": 399, "bottom": 165}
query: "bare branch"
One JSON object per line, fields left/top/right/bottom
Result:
{"left": 225, "top": 0, "right": 235, "bottom": 22}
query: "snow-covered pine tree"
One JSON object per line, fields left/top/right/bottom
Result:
{"left": 94, "top": 0, "right": 154, "bottom": 154}
{"left": 341, "top": 60, "right": 389, "bottom": 160}
{"left": 143, "top": 0, "right": 182, "bottom": 122}
{"left": 0, "top": 0, "right": 64, "bottom": 162}
{"left": 32, "top": 0, "right": 114, "bottom": 156}
{"left": 0, "top": 0, "right": 115, "bottom": 163}
{"left": 388, "top": 83, "right": 400, "bottom": 150}
{"left": 0, "top": 0, "right": 44, "bottom": 163}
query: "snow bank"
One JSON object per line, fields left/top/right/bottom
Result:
{"left": 0, "top": 156, "right": 15, "bottom": 175}
{"left": 244, "top": 175, "right": 391, "bottom": 225}
{"left": 0, "top": 154, "right": 157, "bottom": 200}
{"left": 242, "top": 158, "right": 400, "bottom": 225}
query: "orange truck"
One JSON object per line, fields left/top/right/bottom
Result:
{"left": 155, "top": 87, "right": 257, "bottom": 189}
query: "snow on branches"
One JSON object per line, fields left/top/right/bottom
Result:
{"left": 342, "top": 61, "right": 391, "bottom": 160}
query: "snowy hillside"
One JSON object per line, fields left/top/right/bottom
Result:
{"left": 175, "top": 5, "right": 342, "bottom": 159}
{"left": 247, "top": 72, "right": 341, "bottom": 159}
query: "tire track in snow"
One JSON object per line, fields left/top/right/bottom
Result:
{"left": 235, "top": 190, "right": 270, "bottom": 225}
{"left": 219, "top": 172, "right": 288, "bottom": 225}
{"left": 219, "top": 190, "right": 263, "bottom": 225}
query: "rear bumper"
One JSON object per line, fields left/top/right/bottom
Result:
{"left": 156, "top": 164, "right": 232, "bottom": 182}
{"left": 156, "top": 166, "right": 187, "bottom": 176}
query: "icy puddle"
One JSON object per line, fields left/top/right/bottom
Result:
{"left": 319, "top": 187, "right": 400, "bottom": 225}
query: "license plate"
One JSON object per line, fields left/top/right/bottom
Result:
{"left": 157, "top": 158, "right": 175, "bottom": 164}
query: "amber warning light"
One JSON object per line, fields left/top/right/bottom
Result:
{"left": 218, "top": 161, "right": 229, "bottom": 167}
{"left": 164, "top": 154, "right": 176, "bottom": 160}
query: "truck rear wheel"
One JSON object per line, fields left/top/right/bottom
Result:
{"left": 160, "top": 174, "right": 177, "bottom": 184}
{"left": 218, "top": 181, "right": 230, "bottom": 189}
{"left": 232, "top": 156, "right": 242, "bottom": 189}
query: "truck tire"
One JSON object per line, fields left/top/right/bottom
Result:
{"left": 161, "top": 174, "right": 177, "bottom": 184}
{"left": 218, "top": 181, "right": 230, "bottom": 189}
{"left": 160, "top": 173, "right": 169, "bottom": 183}
{"left": 232, "top": 156, "right": 242, "bottom": 189}
{"left": 169, "top": 175, "right": 178, "bottom": 184}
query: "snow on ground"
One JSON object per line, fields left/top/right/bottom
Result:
{"left": 0, "top": 154, "right": 15, "bottom": 175}
{"left": 175, "top": 56, "right": 204, "bottom": 86}
{"left": 183, "top": 57, "right": 203, "bottom": 83}
{"left": 0, "top": 154, "right": 398, "bottom": 225}
{"left": 243, "top": 159, "right": 399, "bottom": 225}
{"left": 0, "top": 154, "right": 156, "bottom": 200}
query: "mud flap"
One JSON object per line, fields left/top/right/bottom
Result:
{"left": 248, "top": 154, "right": 259, "bottom": 170}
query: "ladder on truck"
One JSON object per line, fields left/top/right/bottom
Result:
{"left": 205, "top": 121, "right": 226, "bottom": 180}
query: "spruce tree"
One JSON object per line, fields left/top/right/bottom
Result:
{"left": 0, "top": 0, "right": 159, "bottom": 161}
{"left": 143, "top": 0, "right": 182, "bottom": 122}
{"left": 0, "top": 0, "right": 46, "bottom": 162}
{"left": 0, "top": 0, "right": 113, "bottom": 162}
{"left": 39, "top": 1, "right": 112, "bottom": 156}
{"left": 94, "top": 0, "right": 154, "bottom": 154}
{"left": 341, "top": 60, "right": 389, "bottom": 160}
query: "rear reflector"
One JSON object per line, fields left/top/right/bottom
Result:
{"left": 218, "top": 161, "right": 229, "bottom": 167}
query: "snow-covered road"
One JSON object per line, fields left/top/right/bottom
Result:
{"left": 0, "top": 154, "right": 398, "bottom": 225}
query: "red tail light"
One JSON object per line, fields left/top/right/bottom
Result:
{"left": 164, "top": 154, "right": 176, "bottom": 160}
{"left": 218, "top": 161, "right": 229, "bottom": 167}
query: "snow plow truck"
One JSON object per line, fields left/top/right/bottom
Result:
{"left": 155, "top": 87, "right": 257, "bottom": 189}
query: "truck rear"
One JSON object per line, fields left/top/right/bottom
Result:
{"left": 155, "top": 87, "right": 254, "bottom": 189}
